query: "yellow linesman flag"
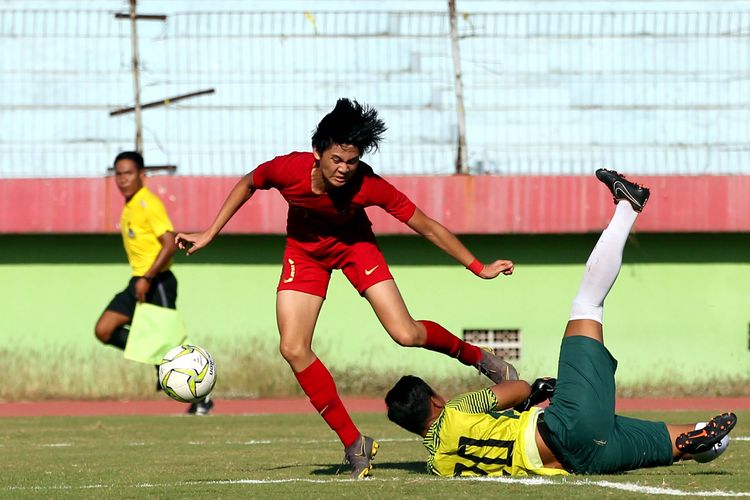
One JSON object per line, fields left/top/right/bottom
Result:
{"left": 124, "top": 303, "right": 188, "bottom": 365}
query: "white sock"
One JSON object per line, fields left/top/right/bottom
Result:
{"left": 569, "top": 201, "right": 638, "bottom": 323}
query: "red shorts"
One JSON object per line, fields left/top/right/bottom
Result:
{"left": 277, "top": 238, "right": 393, "bottom": 298}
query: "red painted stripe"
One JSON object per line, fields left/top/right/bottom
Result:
{"left": 2, "top": 175, "right": 748, "bottom": 234}
{"left": 0, "top": 398, "right": 385, "bottom": 417}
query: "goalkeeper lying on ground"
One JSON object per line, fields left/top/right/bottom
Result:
{"left": 385, "top": 169, "right": 736, "bottom": 477}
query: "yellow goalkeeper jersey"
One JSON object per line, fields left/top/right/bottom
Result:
{"left": 120, "top": 186, "right": 174, "bottom": 276}
{"left": 423, "top": 388, "right": 569, "bottom": 477}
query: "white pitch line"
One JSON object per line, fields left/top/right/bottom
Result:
{"left": 3, "top": 478, "right": 409, "bottom": 491}
{"left": 211, "top": 437, "right": 420, "bottom": 446}
{"left": 27, "top": 436, "right": 750, "bottom": 448}
{"left": 169, "top": 435, "right": 750, "bottom": 447}
{"left": 586, "top": 479, "right": 750, "bottom": 497}
{"left": 459, "top": 476, "right": 750, "bottom": 497}
{"left": 6, "top": 476, "right": 750, "bottom": 496}
{"left": 5, "top": 484, "right": 109, "bottom": 491}
{"left": 198, "top": 479, "right": 387, "bottom": 485}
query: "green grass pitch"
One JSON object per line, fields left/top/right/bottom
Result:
{"left": 2, "top": 411, "right": 748, "bottom": 499}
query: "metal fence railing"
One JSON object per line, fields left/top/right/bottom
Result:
{"left": 1, "top": 3, "right": 749, "bottom": 177}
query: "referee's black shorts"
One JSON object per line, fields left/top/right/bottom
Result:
{"left": 105, "top": 270, "right": 177, "bottom": 318}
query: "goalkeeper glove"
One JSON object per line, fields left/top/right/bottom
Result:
{"left": 513, "top": 377, "right": 556, "bottom": 413}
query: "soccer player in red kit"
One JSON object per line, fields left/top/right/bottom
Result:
{"left": 175, "top": 99, "right": 518, "bottom": 478}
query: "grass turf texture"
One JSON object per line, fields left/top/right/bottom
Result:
{"left": 2, "top": 411, "right": 748, "bottom": 499}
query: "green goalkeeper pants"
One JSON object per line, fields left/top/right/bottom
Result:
{"left": 541, "top": 335, "right": 674, "bottom": 474}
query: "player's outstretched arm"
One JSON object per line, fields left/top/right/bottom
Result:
{"left": 175, "top": 172, "right": 257, "bottom": 256}
{"left": 405, "top": 208, "right": 514, "bottom": 279}
{"left": 488, "top": 380, "right": 532, "bottom": 410}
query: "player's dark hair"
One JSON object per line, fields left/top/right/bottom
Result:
{"left": 385, "top": 375, "right": 436, "bottom": 435}
{"left": 114, "top": 151, "right": 145, "bottom": 171}
{"left": 311, "top": 98, "right": 386, "bottom": 156}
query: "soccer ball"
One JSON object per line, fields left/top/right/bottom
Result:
{"left": 158, "top": 344, "right": 217, "bottom": 403}
{"left": 692, "top": 421, "right": 730, "bottom": 463}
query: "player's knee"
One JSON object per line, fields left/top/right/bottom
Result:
{"left": 94, "top": 325, "right": 110, "bottom": 343}
{"left": 279, "top": 341, "right": 311, "bottom": 363}
{"left": 389, "top": 325, "right": 421, "bottom": 347}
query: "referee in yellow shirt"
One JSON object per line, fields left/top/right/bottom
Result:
{"left": 94, "top": 151, "right": 213, "bottom": 415}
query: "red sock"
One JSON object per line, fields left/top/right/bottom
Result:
{"left": 419, "top": 320, "right": 482, "bottom": 366}
{"left": 295, "top": 358, "right": 360, "bottom": 448}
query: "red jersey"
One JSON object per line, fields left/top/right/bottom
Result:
{"left": 252, "top": 152, "right": 416, "bottom": 248}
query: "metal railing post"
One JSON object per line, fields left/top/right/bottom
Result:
{"left": 448, "top": 0, "right": 469, "bottom": 174}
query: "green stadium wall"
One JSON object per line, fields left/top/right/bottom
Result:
{"left": 1, "top": 233, "right": 748, "bottom": 392}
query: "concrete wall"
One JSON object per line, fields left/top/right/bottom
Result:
{"left": 2, "top": 233, "right": 748, "bottom": 385}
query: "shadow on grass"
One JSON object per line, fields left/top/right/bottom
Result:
{"left": 310, "top": 461, "right": 426, "bottom": 476}
{"left": 261, "top": 463, "right": 305, "bottom": 472}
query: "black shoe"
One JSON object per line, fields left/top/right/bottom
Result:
{"left": 343, "top": 434, "right": 379, "bottom": 479}
{"left": 187, "top": 395, "right": 214, "bottom": 416}
{"left": 676, "top": 412, "right": 737, "bottom": 454}
{"left": 595, "top": 168, "right": 650, "bottom": 212}
{"left": 155, "top": 365, "right": 163, "bottom": 392}
{"left": 475, "top": 347, "right": 519, "bottom": 383}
